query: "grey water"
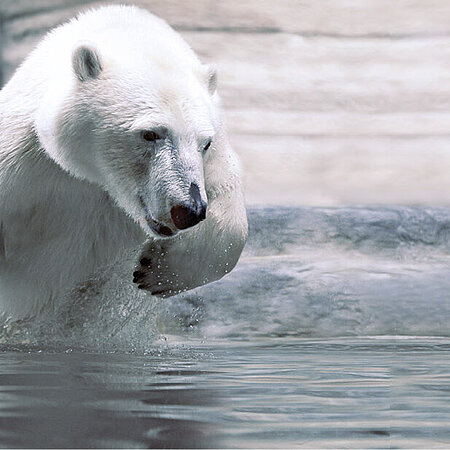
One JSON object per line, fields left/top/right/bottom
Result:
{"left": 1, "top": 338, "right": 450, "bottom": 448}
{"left": 1, "top": 207, "right": 450, "bottom": 448}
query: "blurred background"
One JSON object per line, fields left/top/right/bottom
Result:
{"left": 1, "top": 0, "right": 449, "bottom": 207}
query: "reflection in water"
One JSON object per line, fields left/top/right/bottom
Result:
{"left": 0, "top": 351, "right": 220, "bottom": 448}
{"left": 0, "top": 338, "right": 449, "bottom": 448}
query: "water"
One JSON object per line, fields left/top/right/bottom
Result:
{"left": 0, "top": 338, "right": 449, "bottom": 448}
{"left": 0, "top": 207, "right": 449, "bottom": 447}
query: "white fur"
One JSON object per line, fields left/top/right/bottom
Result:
{"left": 0, "top": 5, "right": 248, "bottom": 320}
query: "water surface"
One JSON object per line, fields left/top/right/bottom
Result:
{"left": 0, "top": 337, "right": 449, "bottom": 448}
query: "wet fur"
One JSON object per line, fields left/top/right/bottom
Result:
{"left": 0, "top": 5, "right": 247, "bottom": 320}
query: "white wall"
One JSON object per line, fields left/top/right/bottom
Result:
{"left": 1, "top": 0, "right": 449, "bottom": 206}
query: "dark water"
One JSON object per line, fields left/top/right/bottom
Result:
{"left": 0, "top": 337, "right": 449, "bottom": 449}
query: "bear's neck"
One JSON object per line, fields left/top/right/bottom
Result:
{"left": 0, "top": 118, "right": 84, "bottom": 216}
{"left": 0, "top": 116, "right": 143, "bottom": 266}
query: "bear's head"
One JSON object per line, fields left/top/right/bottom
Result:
{"left": 35, "top": 12, "right": 222, "bottom": 238}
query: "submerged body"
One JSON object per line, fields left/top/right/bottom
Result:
{"left": 0, "top": 5, "right": 247, "bottom": 320}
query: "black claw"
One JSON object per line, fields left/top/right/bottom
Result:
{"left": 151, "top": 289, "right": 167, "bottom": 296}
{"left": 137, "top": 284, "right": 145, "bottom": 290}
{"left": 133, "top": 271, "right": 146, "bottom": 283}
{"left": 140, "top": 257, "right": 152, "bottom": 267}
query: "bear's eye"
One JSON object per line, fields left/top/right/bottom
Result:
{"left": 142, "top": 130, "right": 161, "bottom": 142}
{"left": 203, "top": 139, "right": 212, "bottom": 152}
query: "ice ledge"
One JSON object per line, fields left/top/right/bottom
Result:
{"left": 245, "top": 206, "right": 450, "bottom": 257}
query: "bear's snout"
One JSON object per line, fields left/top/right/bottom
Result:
{"left": 170, "top": 183, "right": 207, "bottom": 230}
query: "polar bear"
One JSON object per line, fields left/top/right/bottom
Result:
{"left": 0, "top": 5, "right": 248, "bottom": 321}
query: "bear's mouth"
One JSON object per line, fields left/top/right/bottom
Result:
{"left": 146, "top": 217, "right": 176, "bottom": 237}
{"left": 139, "top": 196, "right": 177, "bottom": 238}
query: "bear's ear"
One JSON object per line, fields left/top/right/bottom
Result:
{"left": 72, "top": 44, "right": 102, "bottom": 82}
{"left": 206, "top": 65, "right": 217, "bottom": 95}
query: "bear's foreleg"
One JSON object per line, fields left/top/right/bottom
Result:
{"left": 132, "top": 187, "right": 248, "bottom": 297}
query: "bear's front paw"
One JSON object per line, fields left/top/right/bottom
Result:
{"left": 132, "top": 241, "right": 187, "bottom": 297}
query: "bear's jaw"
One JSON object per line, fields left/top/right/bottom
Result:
{"left": 138, "top": 195, "right": 177, "bottom": 238}
{"left": 146, "top": 216, "right": 175, "bottom": 238}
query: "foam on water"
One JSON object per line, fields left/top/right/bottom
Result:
{"left": 1, "top": 207, "right": 450, "bottom": 353}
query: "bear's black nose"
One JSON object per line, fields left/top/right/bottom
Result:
{"left": 170, "top": 183, "right": 207, "bottom": 230}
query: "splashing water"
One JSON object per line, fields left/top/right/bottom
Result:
{"left": 1, "top": 206, "right": 449, "bottom": 353}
